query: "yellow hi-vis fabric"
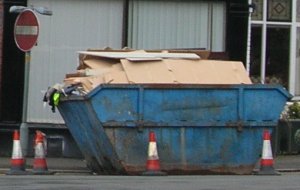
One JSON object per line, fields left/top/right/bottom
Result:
{"left": 53, "top": 93, "right": 60, "bottom": 106}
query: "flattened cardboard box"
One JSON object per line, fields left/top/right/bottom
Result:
{"left": 64, "top": 50, "right": 252, "bottom": 92}
{"left": 120, "top": 59, "right": 251, "bottom": 84}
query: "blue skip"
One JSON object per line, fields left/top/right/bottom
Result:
{"left": 58, "top": 84, "right": 291, "bottom": 175}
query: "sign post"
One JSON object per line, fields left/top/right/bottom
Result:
{"left": 13, "top": 9, "right": 40, "bottom": 156}
{"left": 10, "top": 6, "right": 52, "bottom": 156}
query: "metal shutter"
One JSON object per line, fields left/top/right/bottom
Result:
{"left": 128, "top": 0, "right": 226, "bottom": 51}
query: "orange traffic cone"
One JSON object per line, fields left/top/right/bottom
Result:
{"left": 142, "top": 131, "right": 166, "bottom": 176}
{"left": 32, "top": 130, "right": 54, "bottom": 175}
{"left": 6, "top": 130, "right": 28, "bottom": 175}
{"left": 256, "top": 129, "right": 280, "bottom": 175}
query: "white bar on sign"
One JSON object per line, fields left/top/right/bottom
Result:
{"left": 15, "top": 26, "right": 38, "bottom": 35}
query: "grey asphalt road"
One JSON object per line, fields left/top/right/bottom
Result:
{"left": 0, "top": 155, "right": 300, "bottom": 190}
{"left": 0, "top": 173, "right": 300, "bottom": 190}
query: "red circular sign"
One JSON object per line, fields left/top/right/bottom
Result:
{"left": 14, "top": 9, "right": 39, "bottom": 52}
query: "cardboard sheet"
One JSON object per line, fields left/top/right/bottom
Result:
{"left": 120, "top": 59, "right": 251, "bottom": 84}
{"left": 103, "top": 71, "right": 129, "bottom": 84}
{"left": 80, "top": 58, "right": 118, "bottom": 69}
{"left": 63, "top": 49, "right": 252, "bottom": 93}
{"left": 121, "top": 59, "right": 175, "bottom": 83}
{"left": 169, "top": 60, "right": 251, "bottom": 84}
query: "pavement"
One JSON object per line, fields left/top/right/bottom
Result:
{"left": 0, "top": 157, "right": 92, "bottom": 175}
{"left": 255, "top": 155, "right": 300, "bottom": 172}
{"left": 0, "top": 155, "right": 299, "bottom": 175}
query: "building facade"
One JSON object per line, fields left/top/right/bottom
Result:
{"left": 4, "top": 0, "right": 295, "bottom": 156}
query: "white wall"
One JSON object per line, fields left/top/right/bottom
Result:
{"left": 27, "top": 0, "right": 124, "bottom": 123}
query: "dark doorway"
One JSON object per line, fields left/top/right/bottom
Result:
{"left": 1, "top": 0, "right": 26, "bottom": 125}
{"left": 226, "top": 0, "right": 249, "bottom": 63}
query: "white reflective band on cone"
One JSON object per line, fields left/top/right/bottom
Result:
{"left": 262, "top": 140, "right": 273, "bottom": 159}
{"left": 35, "top": 143, "right": 45, "bottom": 158}
{"left": 148, "top": 142, "right": 158, "bottom": 158}
{"left": 12, "top": 140, "right": 23, "bottom": 159}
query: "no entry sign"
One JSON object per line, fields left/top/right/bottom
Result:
{"left": 14, "top": 9, "right": 39, "bottom": 52}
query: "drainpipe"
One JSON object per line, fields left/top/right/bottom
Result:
{"left": 246, "top": 0, "right": 253, "bottom": 75}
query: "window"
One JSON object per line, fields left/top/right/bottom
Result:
{"left": 250, "top": 27, "right": 262, "bottom": 83}
{"left": 265, "top": 27, "right": 290, "bottom": 87}
{"left": 250, "top": 0, "right": 299, "bottom": 96}
{"left": 268, "top": 0, "right": 292, "bottom": 21}
{"left": 252, "top": 0, "right": 263, "bottom": 21}
{"left": 296, "top": 28, "right": 300, "bottom": 95}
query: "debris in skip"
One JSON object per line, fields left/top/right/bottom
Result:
{"left": 43, "top": 48, "right": 251, "bottom": 111}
